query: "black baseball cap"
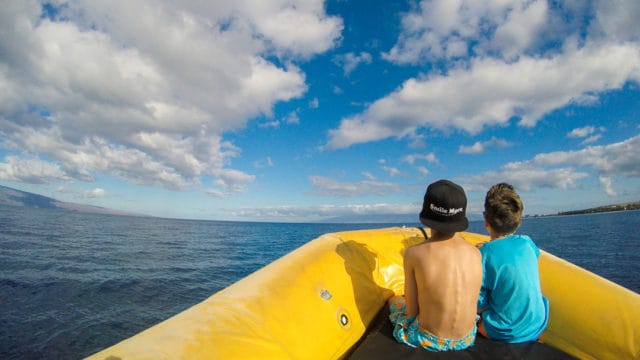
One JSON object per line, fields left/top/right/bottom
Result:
{"left": 419, "top": 179, "right": 469, "bottom": 233}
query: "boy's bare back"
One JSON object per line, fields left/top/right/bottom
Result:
{"left": 403, "top": 234, "right": 482, "bottom": 339}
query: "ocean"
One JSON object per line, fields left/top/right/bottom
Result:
{"left": 1, "top": 206, "right": 638, "bottom": 359}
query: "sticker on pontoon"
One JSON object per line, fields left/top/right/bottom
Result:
{"left": 319, "top": 289, "right": 332, "bottom": 300}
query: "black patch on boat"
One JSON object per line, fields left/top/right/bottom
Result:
{"left": 346, "top": 306, "right": 577, "bottom": 359}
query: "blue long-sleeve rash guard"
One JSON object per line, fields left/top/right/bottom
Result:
{"left": 478, "top": 234, "right": 549, "bottom": 343}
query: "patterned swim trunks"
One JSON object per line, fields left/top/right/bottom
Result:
{"left": 389, "top": 300, "right": 477, "bottom": 352}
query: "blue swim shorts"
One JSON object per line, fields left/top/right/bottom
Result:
{"left": 389, "top": 300, "right": 477, "bottom": 352}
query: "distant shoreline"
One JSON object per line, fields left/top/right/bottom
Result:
{"left": 524, "top": 201, "right": 640, "bottom": 218}
{"left": 557, "top": 202, "right": 640, "bottom": 216}
{"left": 2, "top": 183, "right": 639, "bottom": 223}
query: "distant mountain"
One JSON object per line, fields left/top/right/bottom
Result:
{"left": 0, "top": 185, "right": 141, "bottom": 216}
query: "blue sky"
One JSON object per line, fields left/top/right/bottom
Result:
{"left": 1, "top": 0, "right": 639, "bottom": 222}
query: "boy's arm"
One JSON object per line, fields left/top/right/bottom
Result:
{"left": 477, "top": 286, "right": 489, "bottom": 313}
{"left": 477, "top": 247, "right": 489, "bottom": 312}
{"left": 403, "top": 249, "right": 419, "bottom": 318}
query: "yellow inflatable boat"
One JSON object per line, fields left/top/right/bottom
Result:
{"left": 87, "top": 227, "right": 640, "bottom": 359}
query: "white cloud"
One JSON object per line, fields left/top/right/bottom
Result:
{"left": 227, "top": 202, "right": 418, "bottom": 222}
{"left": 0, "top": 156, "right": 72, "bottom": 184}
{"left": 361, "top": 171, "right": 376, "bottom": 181}
{"left": 383, "top": 0, "right": 550, "bottom": 64}
{"left": 581, "top": 134, "right": 602, "bottom": 145}
{"left": 459, "top": 142, "right": 485, "bottom": 155}
{"left": 416, "top": 166, "right": 430, "bottom": 178}
{"left": 241, "top": 0, "right": 343, "bottom": 58}
{"left": 327, "top": 0, "right": 640, "bottom": 150}
{"left": 212, "top": 169, "right": 256, "bottom": 195}
{"left": 531, "top": 135, "right": 640, "bottom": 177}
{"left": 599, "top": 176, "right": 616, "bottom": 196}
{"left": 459, "top": 137, "right": 513, "bottom": 154}
{"left": 259, "top": 120, "right": 281, "bottom": 128}
{"left": 2, "top": 126, "right": 231, "bottom": 190}
{"left": 0, "top": 1, "right": 341, "bottom": 193}
{"left": 590, "top": 0, "right": 640, "bottom": 43}
{"left": 567, "top": 126, "right": 597, "bottom": 138}
{"left": 381, "top": 166, "right": 401, "bottom": 177}
{"left": 463, "top": 135, "right": 640, "bottom": 194}
{"left": 489, "top": 0, "right": 548, "bottom": 60}
{"left": 333, "top": 51, "right": 373, "bottom": 75}
{"left": 308, "top": 175, "right": 401, "bottom": 197}
{"left": 464, "top": 165, "right": 588, "bottom": 193}
{"left": 85, "top": 188, "right": 107, "bottom": 198}
{"left": 567, "top": 125, "right": 605, "bottom": 144}
{"left": 328, "top": 42, "right": 640, "bottom": 149}
{"left": 254, "top": 157, "right": 274, "bottom": 169}
{"left": 402, "top": 152, "right": 438, "bottom": 165}
{"left": 284, "top": 111, "right": 300, "bottom": 124}
{"left": 204, "top": 189, "right": 225, "bottom": 198}
{"left": 407, "top": 133, "right": 427, "bottom": 149}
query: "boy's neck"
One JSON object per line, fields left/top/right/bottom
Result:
{"left": 489, "top": 230, "right": 513, "bottom": 240}
{"left": 429, "top": 229, "right": 456, "bottom": 242}
{"left": 485, "top": 223, "right": 512, "bottom": 240}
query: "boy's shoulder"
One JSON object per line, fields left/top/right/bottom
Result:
{"left": 481, "top": 234, "right": 539, "bottom": 259}
{"left": 506, "top": 234, "right": 532, "bottom": 242}
{"left": 495, "top": 234, "right": 532, "bottom": 243}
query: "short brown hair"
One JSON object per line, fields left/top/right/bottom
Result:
{"left": 484, "top": 183, "right": 523, "bottom": 235}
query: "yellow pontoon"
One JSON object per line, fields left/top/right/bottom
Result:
{"left": 87, "top": 227, "right": 640, "bottom": 359}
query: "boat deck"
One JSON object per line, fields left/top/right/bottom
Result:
{"left": 347, "top": 306, "right": 576, "bottom": 359}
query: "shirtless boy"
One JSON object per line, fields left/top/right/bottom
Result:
{"left": 388, "top": 179, "right": 483, "bottom": 351}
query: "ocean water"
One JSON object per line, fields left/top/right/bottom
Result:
{"left": 1, "top": 206, "right": 638, "bottom": 359}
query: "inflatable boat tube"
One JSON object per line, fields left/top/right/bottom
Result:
{"left": 86, "top": 227, "right": 640, "bottom": 359}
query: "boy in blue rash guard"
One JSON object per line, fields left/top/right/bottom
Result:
{"left": 477, "top": 183, "right": 549, "bottom": 343}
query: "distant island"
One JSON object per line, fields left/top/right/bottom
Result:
{"left": 523, "top": 201, "right": 640, "bottom": 218}
{"left": 0, "top": 185, "right": 141, "bottom": 217}
{"left": 556, "top": 201, "right": 640, "bottom": 216}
